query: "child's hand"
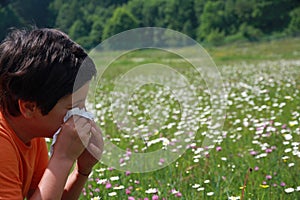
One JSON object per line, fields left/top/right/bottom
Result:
{"left": 77, "top": 121, "right": 104, "bottom": 175}
{"left": 52, "top": 116, "right": 92, "bottom": 162}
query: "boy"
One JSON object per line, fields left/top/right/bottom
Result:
{"left": 0, "top": 28, "right": 103, "bottom": 199}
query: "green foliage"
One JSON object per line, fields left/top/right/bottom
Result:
{"left": 287, "top": 7, "right": 300, "bottom": 36}
{"left": 193, "top": 0, "right": 206, "bottom": 25}
{"left": 164, "top": 0, "right": 197, "bottom": 38}
{"left": 250, "top": 0, "right": 298, "bottom": 34}
{"left": 127, "top": 0, "right": 169, "bottom": 27}
{"left": 1, "top": 0, "right": 300, "bottom": 48}
{"left": 0, "top": 4, "right": 23, "bottom": 39}
{"left": 13, "top": 0, "right": 54, "bottom": 27}
{"left": 239, "top": 23, "right": 263, "bottom": 41}
{"left": 102, "top": 7, "right": 139, "bottom": 40}
{"left": 88, "top": 19, "right": 104, "bottom": 48}
{"left": 206, "top": 29, "right": 225, "bottom": 46}
{"left": 69, "top": 19, "right": 89, "bottom": 40}
{"left": 54, "top": 1, "right": 82, "bottom": 33}
{"left": 224, "top": 32, "right": 247, "bottom": 44}
{"left": 197, "top": 1, "right": 226, "bottom": 41}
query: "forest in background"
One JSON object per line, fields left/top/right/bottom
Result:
{"left": 1, "top": 0, "right": 300, "bottom": 49}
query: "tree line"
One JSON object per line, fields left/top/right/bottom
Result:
{"left": 1, "top": 0, "right": 300, "bottom": 49}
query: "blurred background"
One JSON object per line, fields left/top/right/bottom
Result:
{"left": 1, "top": 0, "right": 300, "bottom": 49}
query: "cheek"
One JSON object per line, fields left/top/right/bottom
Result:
{"left": 59, "top": 111, "right": 68, "bottom": 123}
{"left": 49, "top": 109, "right": 67, "bottom": 127}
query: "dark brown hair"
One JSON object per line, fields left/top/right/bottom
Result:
{"left": 0, "top": 28, "right": 96, "bottom": 116}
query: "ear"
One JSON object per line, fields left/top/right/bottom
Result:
{"left": 18, "top": 99, "right": 38, "bottom": 119}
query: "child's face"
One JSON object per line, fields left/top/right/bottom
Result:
{"left": 34, "top": 82, "right": 90, "bottom": 138}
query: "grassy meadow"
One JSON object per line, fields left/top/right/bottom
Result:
{"left": 55, "top": 37, "right": 300, "bottom": 200}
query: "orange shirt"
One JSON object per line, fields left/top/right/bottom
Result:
{"left": 0, "top": 112, "right": 48, "bottom": 199}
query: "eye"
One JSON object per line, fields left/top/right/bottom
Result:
{"left": 66, "top": 104, "right": 76, "bottom": 110}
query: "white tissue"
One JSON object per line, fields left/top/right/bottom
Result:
{"left": 49, "top": 107, "right": 95, "bottom": 156}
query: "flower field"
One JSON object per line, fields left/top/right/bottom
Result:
{"left": 51, "top": 38, "right": 300, "bottom": 200}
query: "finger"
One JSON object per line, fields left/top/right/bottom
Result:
{"left": 86, "top": 133, "right": 103, "bottom": 160}
{"left": 89, "top": 122, "right": 103, "bottom": 141}
{"left": 75, "top": 117, "right": 91, "bottom": 129}
{"left": 89, "top": 124, "right": 104, "bottom": 158}
{"left": 90, "top": 126, "right": 102, "bottom": 141}
{"left": 78, "top": 121, "right": 92, "bottom": 135}
{"left": 90, "top": 121, "right": 102, "bottom": 133}
{"left": 90, "top": 124, "right": 104, "bottom": 145}
{"left": 88, "top": 143, "right": 103, "bottom": 161}
{"left": 77, "top": 123, "right": 92, "bottom": 147}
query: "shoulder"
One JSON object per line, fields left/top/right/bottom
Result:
{"left": 0, "top": 133, "right": 23, "bottom": 198}
{"left": 0, "top": 112, "right": 14, "bottom": 140}
{"left": 0, "top": 134, "right": 20, "bottom": 180}
{"left": 0, "top": 133, "right": 19, "bottom": 163}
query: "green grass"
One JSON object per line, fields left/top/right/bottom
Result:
{"left": 207, "top": 37, "right": 300, "bottom": 65}
{"left": 58, "top": 37, "right": 300, "bottom": 199}
{"left": 89, "top": 36, "right": 300, "bottom": 65}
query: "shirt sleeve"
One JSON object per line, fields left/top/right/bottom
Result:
{"left": 0, "top": 137, "right": 23, "bottom": 200}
